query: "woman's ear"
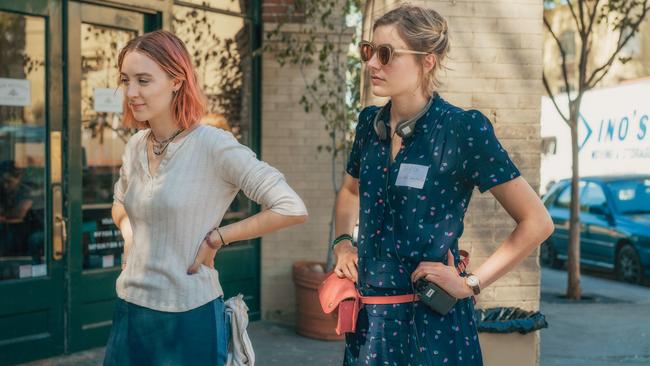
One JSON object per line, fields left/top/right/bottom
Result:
{"left": 422, "top": 53, "right": 436, "bottom": 73}
{"left": 172, "top": 79, "right": 183, "bottom": 93}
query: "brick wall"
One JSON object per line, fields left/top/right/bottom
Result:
{"left": 262, "top": 0, "right": 305, "bottom": 23}
{"left": 259, "top": 18, "right": 352, "bottom": 320}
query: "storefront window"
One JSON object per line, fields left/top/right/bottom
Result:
{"left": 80, "top": 23, "right": 137, "bottom": 270}
{"left": 173, "top": 2, "right": 253, "bottom": 222}
{"left": 0, "top": 11, "right": 47, "bottom": 280}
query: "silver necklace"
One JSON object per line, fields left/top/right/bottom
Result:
{"left": 151, "top": 128, "right": 184, "bottom": 156}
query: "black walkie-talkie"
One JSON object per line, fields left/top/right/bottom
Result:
{"left": 415, "top": 278, "right": 457, "bottom": 315}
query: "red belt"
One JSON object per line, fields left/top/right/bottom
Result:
{"left": 360, "top": 294, "right": 420, "bottom": 304}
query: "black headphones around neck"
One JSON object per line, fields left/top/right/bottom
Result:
{"left": 373, "top": 94, "right": 436, "bottom": 141}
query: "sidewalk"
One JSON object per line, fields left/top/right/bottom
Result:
{"left": 21, "top": 268, "right": 650, "bottom": 366}
{"left": 21, "top": 321, "right": 344, "bottom": 366}
{"left": 540, "top": 268, "right": 650, "bottom": 366}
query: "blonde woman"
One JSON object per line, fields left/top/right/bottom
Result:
{"left": 332, "top": 5, "right": 553, "bottom": 365}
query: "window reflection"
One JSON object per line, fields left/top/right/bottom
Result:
{"left": 0, "top": 11, "right": 47, "bottom": 280}
{"left": 172, "top": 5, "right": 247, "bottom": 141}
{"left": 80, "top": 23, "right": 137, "bottom": 270}
{"left": 173, "top": 4, "right": 253, "bottom": 220}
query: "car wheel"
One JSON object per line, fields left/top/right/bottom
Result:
{"left": 541, "top": 241, "right": 564, "bottom": 269}
{"left": 616, "top": 244, "right": 643, "bottom": 284}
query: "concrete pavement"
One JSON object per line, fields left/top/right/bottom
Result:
{"left": 540, "top": 268, "right": 650, "bottom": 366}
{"left": 20, "top": 268, "right": 650, "bottom": 365}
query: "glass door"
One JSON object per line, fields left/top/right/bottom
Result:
{"left": 0, "top": 1, "right": 65, "bottom": 364}
{"left": 66, "top": 1, "right": 146, "bottom": 352}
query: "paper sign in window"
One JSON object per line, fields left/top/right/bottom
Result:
{"left": 94, "top": 88, "right": 123, "bottom": 113}
{"left": 0, "top": 78, "right": 31, "bottom": 107}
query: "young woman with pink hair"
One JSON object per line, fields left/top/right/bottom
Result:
{"left": 103, "top": 30, "right": 307, "bottom": 365}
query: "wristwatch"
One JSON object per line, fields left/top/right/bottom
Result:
{"left": 465, "top": 273, "right": 481, "bottom": 296}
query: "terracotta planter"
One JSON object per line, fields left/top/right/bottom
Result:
{"left": 292, "top": 261, "right": 344, "bottom": 341}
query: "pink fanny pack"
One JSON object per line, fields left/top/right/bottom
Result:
{"left": 318, "top": 250, "right": 470, "bottom": 335}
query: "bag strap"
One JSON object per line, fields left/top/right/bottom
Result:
{"left": 458, "top": 249, "right": 470, "bottom": 274}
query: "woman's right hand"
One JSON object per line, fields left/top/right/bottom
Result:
{"left": 333, "top": 241, "right": 358, "bottom": 282}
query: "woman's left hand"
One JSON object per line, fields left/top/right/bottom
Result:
{"left": 411, "top": 249, "right": 473, "bottom": 299}
{"left": 187, "top": 236, "right": 220, "bottom": 275}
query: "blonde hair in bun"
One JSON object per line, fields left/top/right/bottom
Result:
{"left": 373, "top": 4, "right": 450, "bottom": 96}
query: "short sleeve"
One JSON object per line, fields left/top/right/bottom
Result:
{"left": 215, "top": 130, "right": 308, "bottom": 216}
{"left": 346, "top": 106, "right": 378, "bottom": 178}
{"left": 458, "top": 110, "right": 521, "bottom": 193}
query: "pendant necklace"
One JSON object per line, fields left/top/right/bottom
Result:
{"left": 151, "top": 128, "right": 184, "bottom": 156}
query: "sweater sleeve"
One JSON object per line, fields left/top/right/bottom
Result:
{"left": 214, "top": 129, "right": 308, "bottom": 216}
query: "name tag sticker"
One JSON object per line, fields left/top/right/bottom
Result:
{"left": 395, "top": 163, "right": 429, "bottom": 189}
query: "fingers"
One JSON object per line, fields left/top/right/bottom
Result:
{"left": 202, "top": 255, "right": 215, "bottom": 269}
{"left": 203, "top": 247, "right": 217, "bottom": 268}
{"left": 334, "top": 266, "right": 346, "bottom": 278}
{"left": 340, "top": 264, "right": 353, "bottom": 281}
{"left": 187, "top": 259, "right": 202, "bottom": 275}
{"left": 411, "top": 261, "right": 448, "bottom": 282}
{"left": 411, "top": 266, "right": 420, "bottom": 282}
{"left": 412, "top": 265, "right": 432, "bottom": 283}
{"left": 188, "top": 241, "right": 212, "bottom": 274}
{"left": 346, "top": 262, "right": 358, "bottom": 283}
{"left": 334, "top": 256, "right": 358, "bottom": 282}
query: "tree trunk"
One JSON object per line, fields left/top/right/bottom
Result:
{"left": 567, "top": 116, "right": 582, "bottom": 300}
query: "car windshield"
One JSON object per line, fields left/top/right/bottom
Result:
{"left": 606, "top": 178, "right": 650, "bottom": 215}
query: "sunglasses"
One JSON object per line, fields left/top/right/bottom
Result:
{"left": 359, "top": 41, "right": 430, "bottom": 66}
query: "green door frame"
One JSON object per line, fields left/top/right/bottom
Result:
{"left": 0, "top": 0, "right": 65, "bottom": 364}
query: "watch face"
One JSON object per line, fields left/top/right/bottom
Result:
{"left": 467, "top": 276, "right": 479, "bottom": 287}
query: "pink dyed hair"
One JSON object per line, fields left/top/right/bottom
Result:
{"left": 117, "top": 30, "right": 206, "bottom": 129}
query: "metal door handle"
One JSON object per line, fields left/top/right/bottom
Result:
{"left": 55, "top": 215, "right": 68, "bottom": 248}
{"left": 52, "top": 185, "right": 66, "bottom": 261}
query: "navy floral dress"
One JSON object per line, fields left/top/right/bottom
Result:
{"left": 343, "top": 94, "right": 520, "bottom": 366}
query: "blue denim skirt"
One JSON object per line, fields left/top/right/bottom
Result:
{"left": 103, "top": 297, "right": 229, "bottom": 366}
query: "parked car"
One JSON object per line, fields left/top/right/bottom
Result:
{"left": 541, "top": 175, "right": 650, "bottom": 284}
